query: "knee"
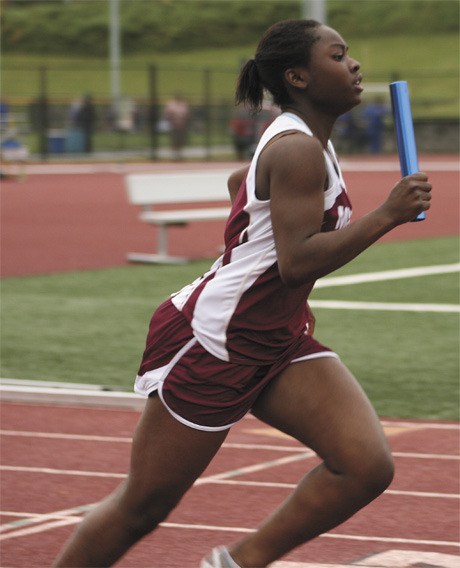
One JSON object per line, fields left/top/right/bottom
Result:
{"left": 353, "top": 446, "right": 395, "bottom": 498}
{"left": 119, "top": 485, "right": 183, "bottom": 540}
{"left": 330, "top": 441, "right": 394, "bottom": 500}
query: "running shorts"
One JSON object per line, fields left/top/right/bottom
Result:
{"left": 135, "top": 299, "right": 338, "bottom": 431}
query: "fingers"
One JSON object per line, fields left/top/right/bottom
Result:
{"left": 385, "top": 172, "right": 433, "bottom": 226}
{"left": 406, "top": 172, "right": 432, "bottom": 210}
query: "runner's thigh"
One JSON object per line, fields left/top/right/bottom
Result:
{"left": 126, "top": 395, "right": 228, "bottom": 501}
{"left": 252, "top": 357, "right": 390, "bottom": 469}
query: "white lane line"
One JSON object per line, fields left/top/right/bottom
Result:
{"left": 2, "top": 424, "right": 459, "bottom": 446}
{"left": 2, "top": 463, "right": 458, "bottom": 501}
{"left": 0, "top": 453, "right": 315, "bottom": 482}
{"left": 0, "top": 504, "right": 96, "bottom": 532}
{"left": 2, "top": 449, "right": 457, "bottom": 481}
{"left": 315, "top": 263, "right": 460, "bottom": 288}
{"left": 0, "top": 465, "right": 126, "bottom": 478}
{"left": 339, "top": 160, "right": 460, "bottom": 172}
{"left": 0, "top": 518, "right": 81, "bottom": 540}
{"left": 0, "top": 454, "right": 315, "bottom": 540}
{"left": 16, "top": 159, "right": 460, "bottom": 175}
{"left": 200, "top": 479, "right": 460, "bottom": 499}
{"left": 2, "top": 506, "right": 458, "bottom": 549}
{"left": 392, "top": 451, "right": 460, "bottom": 460}
{"left": 0, "top": 429, "right": 132, "bottom": 443}
{"left": 195, "top": 451, "right": 315, "bottom": 484}
{"left": 157, "top": 521, "right": 460, "bottom": 548}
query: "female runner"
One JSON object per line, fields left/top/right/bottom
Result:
{"left": 54, "top": 19, "right": 431, "bottom": 568}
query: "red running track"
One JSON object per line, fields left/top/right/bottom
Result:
{"left": 0, "top": 402, "right": 459, "bottom": 567}
{"left": 1, "top": 156, "right": 459, "bottom": 277}
{"left": 1, "top": 157, "right": 459, "bottom": 566}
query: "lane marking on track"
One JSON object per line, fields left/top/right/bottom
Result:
{"left": 1, "top": 420, "right": 458, "bottom": 541}
{"left": 0, "top": 518, "right": 81, "bottom": 540}
{"left": 353, "top": 549, "right": 460, "bottom": 567}
{"left": 1, "top": 448, "right": 458, "bottom": 479}
{"left": 193, "top": 479, "right": 460, "bottom": 499}
{"left": 15, "top": 159, "right": 460, "bottom": 176}
{"left": 4, "top": 503, "right": 458, "bottom": 550}
{"left": 1, "top": 430, "right": 459, "bottom": 460}
{"left": 195, "top": 452, "right": 315, "bottom": 483}
{"left": 243, "top": 424, "right": 423, "bottom": 440}
{"left": 392, "top": 451, "right": 459, "bottom": 460}
{"left": 0, "top": 465, "right": 126, "bottom": 478}
{"left": 0, "top": 505, "right": 96, "bottom": 533}
{"left": 158, "top": 521, "right": 460, "bottom": 549}
{"left": 2, "top": 426, "right": 459, "bottom": 444}
{"left": 339, "top": 159, "right": 460, "bottom": 172}
{"left": 2, "top": 506, "right": 459, "bottom": 550}
{"left": 1, "top": 465, "right": 458, "bottom": 500}
{"left": 0, "top": 429, "right": 133, "bottom": 443}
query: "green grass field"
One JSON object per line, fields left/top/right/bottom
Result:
{"left": 1, "top": 236, "right": 458, "bottom": 420}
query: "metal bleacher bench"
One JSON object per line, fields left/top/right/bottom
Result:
{"left": 125, "top": 170, "right": 233, "bottom": 264}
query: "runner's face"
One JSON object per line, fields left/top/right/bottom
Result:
{"left": 306, "top": 26, "right": 363, "bottom": 115}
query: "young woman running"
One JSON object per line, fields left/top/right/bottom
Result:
{"left": 54, "top": 19, "right": 431, "bottom": 568}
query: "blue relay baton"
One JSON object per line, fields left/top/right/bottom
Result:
{"left": 389, "top": 80, "right": 425, "bottom": 221}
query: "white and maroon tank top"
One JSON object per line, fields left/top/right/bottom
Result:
{"left": 171, "top": 112, "right": 352, "bottom": 364}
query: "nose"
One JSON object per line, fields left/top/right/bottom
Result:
{"left": 349, "top": 58, "right": 360, "bottom": 73}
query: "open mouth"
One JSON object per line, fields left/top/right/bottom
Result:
{"left": 353, "top": 74, "right": 364, "bottom": 92}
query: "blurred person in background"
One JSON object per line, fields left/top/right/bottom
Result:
{"left": 164, "top": 94, "right": 191, "bottom": 160}
{"left": 362, "top": 96, "right": 389, "bottom": 154}
{"left": 75, "top": 94, "right": 96, "bottom": 153}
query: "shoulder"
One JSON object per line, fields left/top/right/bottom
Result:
{"left": 253, "top": 131, "right": 327, "bottom": 201}
{"left": 262, "top": 131, "right": 326, "bottom": 186}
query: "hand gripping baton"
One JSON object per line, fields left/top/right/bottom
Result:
{"left": 389, "top": 80, "right": 425, "bottom": 221}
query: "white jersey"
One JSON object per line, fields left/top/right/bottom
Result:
{"left": 171, "top": 112, "right": 352, "bottom": 365}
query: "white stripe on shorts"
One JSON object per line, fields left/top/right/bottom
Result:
{"left": 134, "top": 337, "right": 239, "bottom": 432}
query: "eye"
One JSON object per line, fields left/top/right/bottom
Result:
{"left": 332, "top": 53, "right": 344, "bottom": 61}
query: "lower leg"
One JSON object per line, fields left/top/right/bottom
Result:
{"left": 53, "top": 483, "right": 154, "bottom": 567}
{"left": 229, "top": 457, "right": 393, "bottom": 567}
{"left": 227, "top": 358, "right": 394, "bottom": 567}
{"left": 54, "top": 396, "right": 228, "bottom": 567}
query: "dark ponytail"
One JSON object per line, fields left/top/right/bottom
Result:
{"left": 235, "top": 59, "right": 264, "bottom": 113}
{"left": 235, "top": 19, "right": 322, "bottom": 112}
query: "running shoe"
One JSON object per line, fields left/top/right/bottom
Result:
{"left": 200, "top": 546, "right": 241, "bottom": 568}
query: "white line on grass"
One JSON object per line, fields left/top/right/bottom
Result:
{"left": 315, "top": 263, "right": 460, "bottom": 288}
{"left": 309, "top": 300, "right": 460, "bottom": 312}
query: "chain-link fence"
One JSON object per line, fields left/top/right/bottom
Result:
{"left": 1, "top": 63, "right": 458, "bottom": 161}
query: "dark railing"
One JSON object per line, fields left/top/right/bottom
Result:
{"left": 1, "top": 64, "right": 458, "bottom": 160}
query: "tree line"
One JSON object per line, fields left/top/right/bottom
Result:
{"left": 1, "top": 0, "right": 458, "bottom": 56}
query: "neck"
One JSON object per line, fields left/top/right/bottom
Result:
{"left": 281, "top": 105, "right": 335, "bottom": 148}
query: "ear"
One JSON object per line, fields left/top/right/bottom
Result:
{"left": 284, "top": 68, "right": 309, "bottom": 89}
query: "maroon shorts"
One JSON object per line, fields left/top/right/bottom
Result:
{"left": 135, "top": 299, "right": 338, "bottom": 431}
